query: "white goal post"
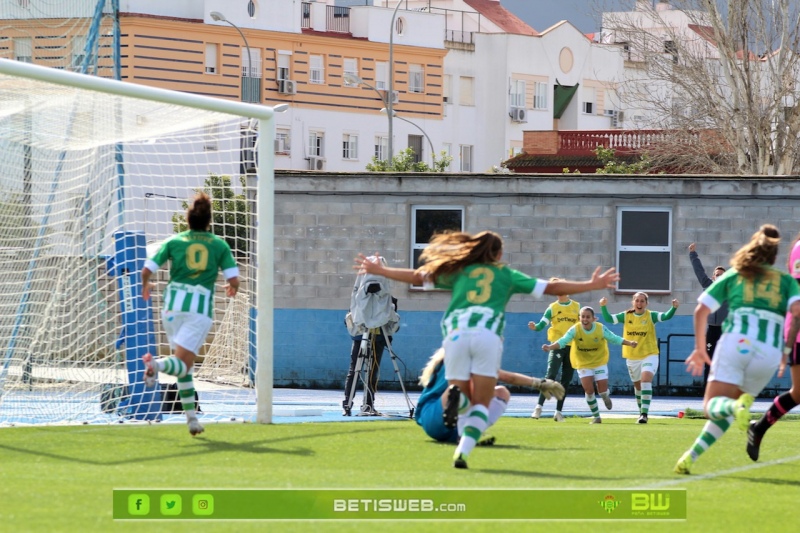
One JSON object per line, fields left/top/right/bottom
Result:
{"left": 0, "top": 58, "right": 275, "bottom": 426}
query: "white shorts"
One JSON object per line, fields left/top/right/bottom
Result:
{"left": 162, "top": 311, "right": 213, "bottom": 355}
{"left": 577, "top": 365, "right": 609, "bottom": 381}
{"left": 443, "top": 328, "right": 503, "bottom": 381}
{"left": 627, "top": 354, "right": 660, "bottom": 382}
{"left": 709, "top": 333, "right": 781, "bottom": 396}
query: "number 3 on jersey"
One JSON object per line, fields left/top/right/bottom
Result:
{"left": 186, "top": 243, "right": 209, "bottom": 278}
{"left": 467, "top": 267, "right": 494, "bottom": 304}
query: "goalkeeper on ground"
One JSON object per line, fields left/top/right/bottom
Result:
{"left": 415, "top": 348, "right": 564, "bottom": 444}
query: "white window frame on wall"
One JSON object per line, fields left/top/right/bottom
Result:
{"left": 205, "top": 42, "right": 218, "bottom": 74}
{"left": 410, "top": 205, "right": 465, "bottom": 273}
{"left": 342, "top": 133, "right": 358, "bottom": 159}
{"left": 533, "top": 81, "right": 547, "bottom": 109}
{"left": 343, "top": 58, "right": 358, "bottom": 87}
{"left": 275, "top": 129, "right": 291, "bottom": 154}
{"left": 616, "top": 206, "right": 673, "bottom": 293}
{"left": 375, "top": 62, "right": 388, "bottom": 90}
{"left": 14, "top": 37, "right": 32, "bottom": 63}
{"left": 459, "top": 76, "right": 474, "bottom": 106}
{"left": 510, "top": 79, "right": 525, "bottom": 108}
{"left": 71, "top": 35, "right": 87, "bottom": 71}
{"left": 308, "top": 131, "right": 324, "bottom": 157}
{"left": 409, "top": 64, "right": 424, "bottom": 93}
{"left": 443, "top": 74, "right": 451, "bottom": 104}
{"left": 310, "top": 55, "right": 325, "bottom": 84}
{"left": 582, "top": 87, "right": 595, "bottom": 114}
{"left": 460, "top": 145, "right": 473, "bottom": 172}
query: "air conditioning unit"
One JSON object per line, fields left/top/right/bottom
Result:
{"left": 382, "top": 89, "right": 400, "bottom": 105}
{"left": 509, "top": 107, "right": 527, "bottom": 123}
{"left": 308, "top": 156, "right": 325, "bottom": 170}
{"left": 279, "top": 79, "right": 297, "bottom": 95}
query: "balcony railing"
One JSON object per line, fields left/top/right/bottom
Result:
{"left": 300, "top": 3, "right": 350, "bottom": 33}
{"left": 557, "top": 130, "right": 702, "bottom": 155}
{"left": 326, "top": 5, "right": 350, "bottom": 33}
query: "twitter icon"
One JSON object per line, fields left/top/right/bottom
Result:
{"left": 160, "top": 494, "right": 182, "bottom": 516}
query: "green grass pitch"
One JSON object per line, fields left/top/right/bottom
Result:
{"left": 1, "top": 416, "right": 797, "bottom": 532}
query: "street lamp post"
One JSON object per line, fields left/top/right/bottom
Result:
{"left": 380, "top": 107, "right": 435, "bottom": 166}
{"left": 387, "top": 0, "right": 403, "bottom": 162}
{"left": 210, "top": 11, "right": 253, "bottom": 102}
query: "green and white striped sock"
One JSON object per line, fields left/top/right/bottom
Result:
{"left": 640, "top": 382, "right": 652, "bottom": 414}
{"left": 706, "top": 396, "right": 736, "bottom": 420}
{"left": 158, "top": 356, "right": 189, "bottom": 378}
{"left": 585, "top": 393, "right": 600, "bottom": 418}
{"left": 688, "top": 416, "right": 732, "bottom": 461}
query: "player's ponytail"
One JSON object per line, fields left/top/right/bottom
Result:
{"left": 187, "top": 192, "right": 212, "bottom": 231}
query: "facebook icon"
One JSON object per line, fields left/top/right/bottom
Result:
{"left": 128, "top": 494, "right": 150, "bottom": 516}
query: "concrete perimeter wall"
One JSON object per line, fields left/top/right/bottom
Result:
{"left": 272, "top": 172, "right": 800, "bottom": 397}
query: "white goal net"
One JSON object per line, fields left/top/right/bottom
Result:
{"left": 0, "top": 59, "right": 274, "bottom": 426}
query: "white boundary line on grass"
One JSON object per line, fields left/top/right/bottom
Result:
{"left": 634, "top": 453, "right": 800, "bottom": 488}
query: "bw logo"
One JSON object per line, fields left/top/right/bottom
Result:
{"left": 632, "top": 493, "right": 670, "bottom": 511}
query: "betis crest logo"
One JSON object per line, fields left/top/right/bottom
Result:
{"left": 599, "top": 494, "right": 621, "bottom": 514}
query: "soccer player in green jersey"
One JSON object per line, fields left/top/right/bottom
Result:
{"left": 355, "top": 230, "right": 619, "bottom": 469}
{"left": 528, "top": 282, "right": 580, "bottom": 421}
{"left": 542, "top": 306, "right": 638, "bottom": 424}
{"left": 140, "top": 192, "right": 240, "bottom": 436}
{"left": 675, "top": 224, "right": 800, "bottom": 474}
{"left": 600, "top": 293, "right": 679, "bottom": 423}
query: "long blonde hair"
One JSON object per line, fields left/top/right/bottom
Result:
{"left": 419, "top": 348, "right": 445, "bottom": 387}
{"left": 731, "top": 224, "right": 780, "bottom": 279}
{"left": 417, "top": 231, "right": 503, "bottom": 282}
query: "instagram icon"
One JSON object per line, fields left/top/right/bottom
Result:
{"left": 192, "top": 494, "right": 214, "bottom": 516}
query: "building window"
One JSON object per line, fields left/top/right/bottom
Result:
{"left": 533, "top": 81, "right": 547, "bottom": 109}
{"left": 374, "top": 135, "right": 388, "bottom": 160}
{"left": 14, "top": 37, "right": 32, "bottom": 63}
{"left": 343, "top": 58, "right": 358, "bottom": 86}
{"left": 205, "top": 43, "right": 218, "bottom": 74}
{"left": 275, "top": 129, "right": 291, "bottom": 154}
{"left": 459, "top": 76, "right": 474, "bottom": 106}
{"left": 70, "top": 35, "right": 86, "bottom": 71}
{"left": 203, "top": 124, "right": 219, "bottom": 152}
{"left": 278, "top": 52, "right": 291, "bottom": 91}
{"left": 342, "top": 133, "right": 358, "bottom": 159}
{"left": 582, "top": 87, "right": 595, "bottom": 114}
{"left": 308, "top": 131, "right": 324, "bottom": 157}
{"left": 411, "top": 205, "right": 465, "bottom": 271}
{"left": 459, "top": 145, "right": 473, "bottom": 172}
{"left": 408, "top": 134, "right": 423, "bottom": 163}
{"left": 310, "top": 55, "right": 325, "bottom": 84}
{"left": 616, "top": 207, "right": 672, "bottom": 293}
{"left": 510, "top": 79, "right": 525, "bottom": 108}
{"left": 375, "top": 62, "right": 388, "bottom": 90}
{"left": 443, "top": 75, "right": 451, "bottom": 104}
{"left": 665, "top": 40, "right": 678, "bottom": 63}
{"left": 242, "top": 47, "right": 260, "bottom": 78}
{"left": 409, "top": 64, "right": 424, "bottom": 93}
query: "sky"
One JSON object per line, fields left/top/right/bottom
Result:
{"left": 501, "top": 0, "right": 636, "bottom": 34}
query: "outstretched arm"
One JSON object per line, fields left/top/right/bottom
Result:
{"left": 354, "top": 253, "right": 423, "bottom": 285}
{"left": 544, "top": 267, "right": 619, "bottom": 296}
{"left": 688, "top": 243, "right": 713, "bottom": 288}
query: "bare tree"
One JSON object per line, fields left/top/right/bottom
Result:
{"left": 600, "top": 0, "right": 800, "bottom": 175}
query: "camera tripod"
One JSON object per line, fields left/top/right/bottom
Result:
{"left": 343, "top": 325, "right": 414, "bottom": 418}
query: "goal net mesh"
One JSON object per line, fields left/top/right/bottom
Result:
{"left": 0, "top": 64, "right": 261, "bottom": 426}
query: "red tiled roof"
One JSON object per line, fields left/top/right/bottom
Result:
{"left": 463, "top": 0, "right": 538, "bottom": 36}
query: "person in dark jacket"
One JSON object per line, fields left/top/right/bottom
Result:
{"left": 688, "top": 243, "right": 728, "bottom": 386}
